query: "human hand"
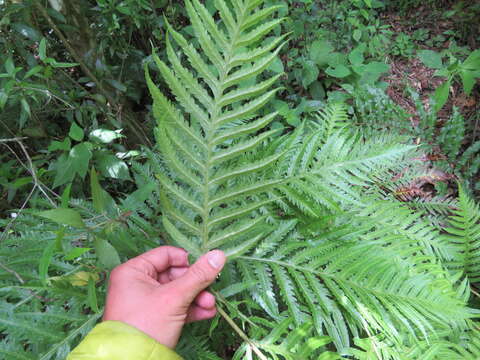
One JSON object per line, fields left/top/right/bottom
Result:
{"left": 103, "top": 246, "right": 226, "bottom": 349}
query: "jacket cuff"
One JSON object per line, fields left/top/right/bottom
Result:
{"left": 67, "top": 320, "right": 182, "bottom": 360}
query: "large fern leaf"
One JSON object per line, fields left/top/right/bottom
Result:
{"left": 146, "top": 0, "right": 474, "bottom": 357}
{"left": 146, "top": 0, "right": 292, "bottom": 258}
{"left": 237, "top": 218, "right": 471, "bottom": 351}
{"left": 146, "top": 0, "right": 416, "bottom": 256}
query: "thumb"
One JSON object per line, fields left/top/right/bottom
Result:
{"left": 168, "top": 250, "right": 226, "bottom": 307}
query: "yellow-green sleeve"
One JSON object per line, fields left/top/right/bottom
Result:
{"left": 67, "top": 321, "right": 183, "bottom": 360}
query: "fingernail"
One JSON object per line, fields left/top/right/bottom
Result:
{"left": 207, "top": 250, "right": 226, "bottom": 269}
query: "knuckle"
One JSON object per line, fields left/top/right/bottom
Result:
{"left": 161, "top": 245, "right": 182, "bottom": 253}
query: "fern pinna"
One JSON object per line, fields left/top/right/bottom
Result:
{"left": 146, "top": 0, "right": 477, "bottom": 358}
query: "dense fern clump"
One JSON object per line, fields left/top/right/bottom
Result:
{"left": 0, "top": 216, "right": 101, "bottom": 360}
{"left": 1, "top": 0, "right": 480, "bottom": 359}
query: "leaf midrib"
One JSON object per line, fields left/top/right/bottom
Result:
{"left": 201, "top": 6, "right": 248, "bottom": 251}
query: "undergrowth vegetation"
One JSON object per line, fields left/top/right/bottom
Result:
{"left": 1, "top": 0, "right": 480, "bottom": 359}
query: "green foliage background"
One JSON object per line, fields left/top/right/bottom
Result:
{"left": 1, "top": 0, "right": 480, "bottom": 359}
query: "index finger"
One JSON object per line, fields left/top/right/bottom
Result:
{"left": 125, "top": 246, "right": 189, "bottom": 275}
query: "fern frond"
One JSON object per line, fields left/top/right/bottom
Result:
{"left": 358, "top": 200, "right": 455, "bottom": 263}
{"left": 232, "top": 316, "right": 339, "bottom": 360}
{"left": 145, "top": 0, "right": 475, "bottom": 357}
{"left": 237, "top": 219, "right": 472, "bottom": 351}
{"left": 0, "top": 223, "right": 98, "bottom": 359}
{"left": 278, "top": 129, "right": 416, "bottom": 212}
{"left": 147, "top": 0, "right": 286, "bottom": 256}
{"left": 177, "top": 334, "right": 224, "bottom": 360}
{"left": 444, "top": 185, "right": 480, "bottom": 282}
{"left": 315, "top": 102, "right": 349, "bottom": 140}
{"left": 351, "top": 325, "right": 480, "bottom": 360}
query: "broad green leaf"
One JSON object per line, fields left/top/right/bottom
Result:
{"left": 60, "top": 184, "right": 72, "bottom": 208}
{"left": 302, "top": 61, "right": 319, "bottom": 88}
{"left": 22, "top": 126, "right": 47, "bottom": 138}
{"left": 68, "top": 122, "right": 84, "bottom": 142}
{"left": 310, "top": 40, "right": 334, "bottom": 66}
{"left": 96, "top": 153, "right": 131, "bottom": 180}
{"left": 49, "top": 60, "right": 79, "bottom": 68}
{"left": 434, "top": 68, "right": 450, "bottom": 77}
{"left": 53, "top": 143, "right": 93, "bottom": 187}
{"left": 39, "top": 240, "right": 57, "bottom": 285}
{"left": 70, "top": 143, "right": 92, "bottom": 177}
{"left": 5, "top": 56, "right": 15, "bottom": 77}
{"left": 39, "top": 38, "right": 47, "bottom": 61}
{"left": 53, "top": 153, "right": 75, "bottom": 187}
{"left": 360, "top": 62, "right": 390, "bottom": 84}
{"left": 91, "top": 94, "right": 107, "bottom": 105}
{"left": 116, "top": 150, "right": 140, "bottom": 159}
{"left": 418, "top": 50, "right": 443, "bottom": 69}
{"left": 90, "top": 167, "right": 105, "bottom": 213}
{"left": 318, "top": 351, "right": 343, "bottom": 360}
{"left": 328, "top": 90, "right": 351, "bottom": 103}
{"left": 24, "top": 65, "right": 43, "bottom": 79}
{"left": 11, "top": 23, "right": 42, "bottom": 41}
{"left": 268, "top": 56, "right": 284, "bottom": 73}
{"left": 65, "top": 247, "right": 92, "bottom": 261}
{"left": 37, "top": 208, "right": 86, "bottom": 228}
{"left": 462, "top": 49, "right": 480, "bottom": 71}
{"left": 12, "top": 177, "right": 32, "bottom": 189}
{"left": 106, "top": 79, "right": 127, "bottom": 92}
{"left": 90, "top": 167, "right": 115, "bottom": 213}
{"left": 89, "top": 129, "right": 123, "bottom": 143}
{"left": 309, "top": 81, "right": 325, "bottom": 99}
{"left": 87, "top": 277, "right": 100, "bottom": 313}
{"left": 0, "top": 91, "right": 7, "bottom": 109}
{"left": 20, "top": 98, "right": 31, "bottom": 117}
{"left": 54, "top": 227, "right": 65, "bottom": 252}
{"left": 121, "top": 182, "right": 156, "bottom": 211}
{"left": 94, "top": 237, "right": 121, "bottom": 270}
{"left": 459, "top": 69, "right": 479, "bottom": 96}
{"left": 68, "top": 271, "right": 99, "bottom": 286}
{"left": 353, "top": 29, "right": 362, "bottom": 42}
{"left": 327, "top": 53, "right": 344, "bottom": 67}
{"left": 352, "top": 63, "right": 366, "bottom": 76}
{"left": 48, "top": 0, "right": 64, "bottom": 13}
{"left": 433, "top": 80, "right": 451, "bottom": 112}
{"left": 325, "top": 65, "right": 351, "bottom": 78}
{"left": 48, "top": 138, "right": 71, "bottom": 152}
{"left": 348, "top": 45, "right": 365, "bottom": 66}
{"left": 116, "top": 6, "right": 132, "bottom": 15}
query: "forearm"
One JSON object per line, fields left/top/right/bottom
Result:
{"left": 67, "top": 321, "right": 182, "bottom": 360}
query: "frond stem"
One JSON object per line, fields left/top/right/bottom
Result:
{"left": 217, "top": 305, "right": 268, "bottom": 360}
